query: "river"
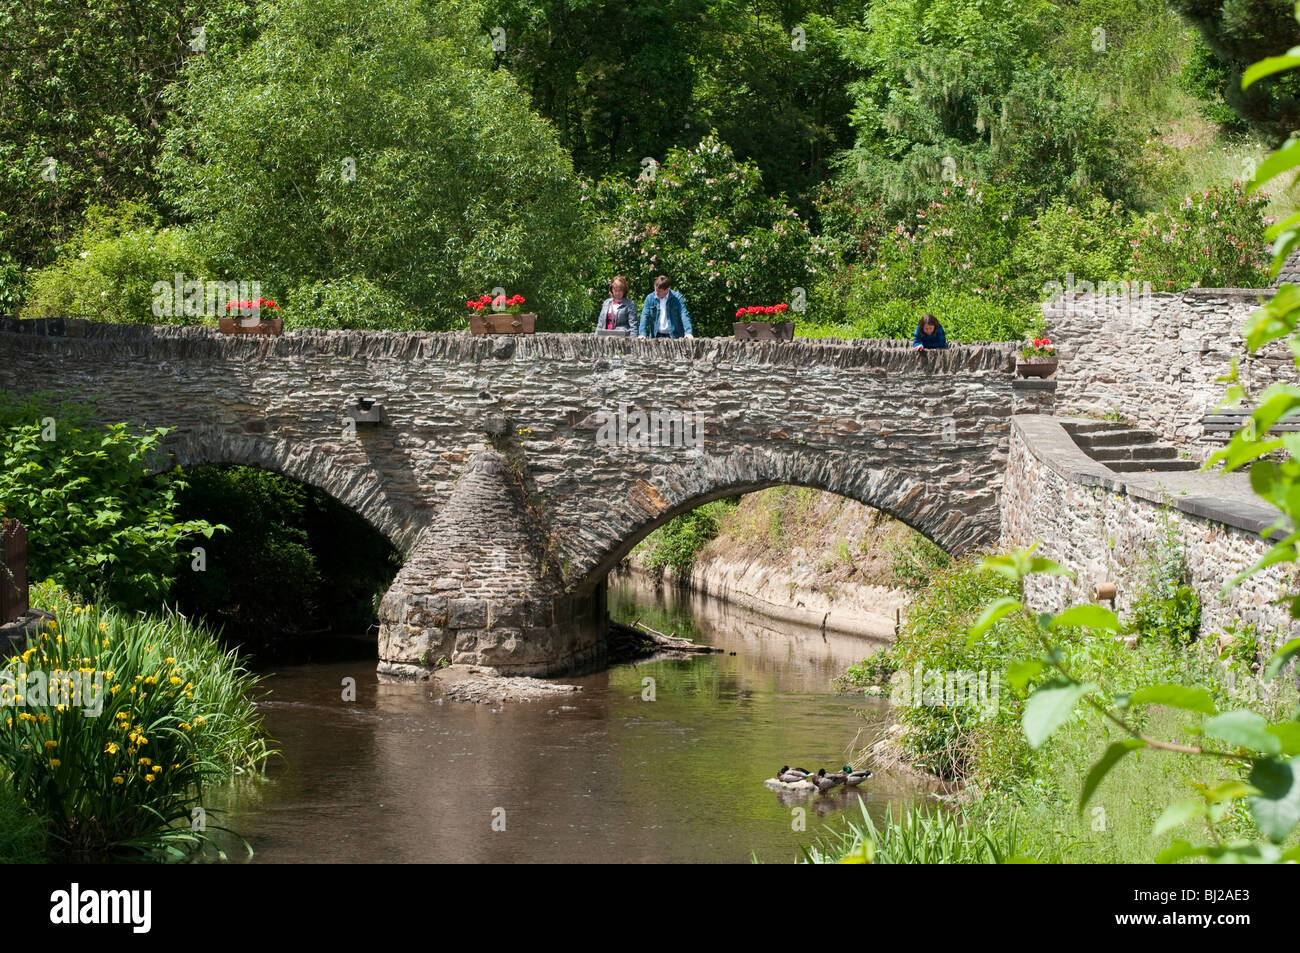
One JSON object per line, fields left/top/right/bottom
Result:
{"left": 207, "top": 576, "right": 927, "bottom": 863}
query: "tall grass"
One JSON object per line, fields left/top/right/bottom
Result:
{"left": 0, "top": 773, "right": 47, "bottom": 863}
{"left": 799, "top": 798, "right": 1064, "bottom": 864}
{"left": 1, "top": 584, "right": 270, "bottom": 859}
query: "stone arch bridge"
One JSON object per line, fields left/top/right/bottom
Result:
{"left": 1, "top": 322, "right": 1052, "bottom": 676}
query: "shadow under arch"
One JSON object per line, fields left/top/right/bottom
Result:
{"left": 147, "top": 426, "right": 421, "bottom": 553}
{"left": 567, "top": 448, "right": 991, "bottom": 598}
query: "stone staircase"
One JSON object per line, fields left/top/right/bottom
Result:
{"left": 1061, "top": 420, "right": 1200, "bottom": 473}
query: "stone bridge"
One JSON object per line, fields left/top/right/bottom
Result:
{"left": 0, "top": 321, "right": 1051, "bottom": 676}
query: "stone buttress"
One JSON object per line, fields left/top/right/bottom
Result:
{"left": 377, "top": 450, "right": 604, "bottom": 679}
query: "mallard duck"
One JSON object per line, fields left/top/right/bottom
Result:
{"left": 837, "top": 765, "right": 872, "bottom": 787}
{"left": 777, "top": 765, "right": 812, "bottom": 783}
{"left": 811, "top": 768, "right": 844, "bottom": 794}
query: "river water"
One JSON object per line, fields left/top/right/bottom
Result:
{"left": 208, "top": 578, "right": 927, "bottom": 863}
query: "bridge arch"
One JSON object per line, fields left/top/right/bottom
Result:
{"left": 153, "top": 426, "right": 420, "bottom": 552}
{"left": 564, "top": 447, "right": 990, "bottom": 597}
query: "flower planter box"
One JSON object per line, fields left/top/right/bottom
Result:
{"left": 0, "top": 519, "right": 28, "bottom": 625}
{"left": 1016, "top": 359, "right": 1058, "bottom": 378}
{"left": 733, "top": 320, "right": 794, "bottom": 342}
{"left": 470, "top": 312, "right": 536, "bottom": 335}
{"left": 218, "top": 317, "right": 284, "bottom": 336}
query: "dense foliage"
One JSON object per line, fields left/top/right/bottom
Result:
{"left": 479, "top": 0, "right": 864, "bottom": 209}
{"left": 20, "top": 203, "right": 208, "bottom": 322}
{"left": 159, "top": 0, "right": 596, "bottom": 331}
{"left": 0, "top": 0, "right": 258, "bottom": 280}
{"left": 0, "top": 393, "right": 221, "bottom": 610}
{"left": 169, "top": 465, "right": 401, "bottom": 643}
{"left": 636, "top": 500, "right": 735, "bottom": 577}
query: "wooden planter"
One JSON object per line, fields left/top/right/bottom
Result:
{"left": 218, "top": 317, "right": 284, "bottom": 336}
{"left": 1, "top": 520, "right": 28, "bottom": 625}
{"left": 1016, "top": 358, "right": 1058, "bottom": 378}
{"left": 733, "top": 320, "right": 794, "bottom": 342}
{"left": 470, "top": 312, "right": 536, "bottom": 335}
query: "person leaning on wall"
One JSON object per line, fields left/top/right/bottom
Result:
{"left": 638, "top": 275, "right": 694, "bottom": 339}
{"left": 912, "top": 313, "right": 947, "bottom": 350}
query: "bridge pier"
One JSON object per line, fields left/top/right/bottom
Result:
{"left": 376, "top": 450, "right": 605, "bottom": 679}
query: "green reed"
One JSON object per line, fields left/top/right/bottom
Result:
{"left": 1, "top": 587, "right": 271, "bottom": 859}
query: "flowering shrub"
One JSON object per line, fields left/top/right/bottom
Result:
{"left": 593, "top": 134, "right": 826, "bottom": 337}
{"left": 466, "top": 292, "right": 527, "bottom": 314}
{"left": 734, "top": 303, "right": 790, "bottom": 319}
{"left": 1020, "top": 338, "right": 1056, "bottom": 360}
{"left": 1125, "top": 183, "right": 1271, "bottom": 291}
{"left": 0, "top": 588, "right": 268, "bottom": 859}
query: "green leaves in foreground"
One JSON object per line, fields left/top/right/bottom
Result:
{"left": 980, "top": 539, "right": 1300, "bottom": 860}
{"left": 1022, "top": 680, "right": 1095, "bottom": 749}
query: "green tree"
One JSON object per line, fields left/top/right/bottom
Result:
{"left": 160, "top": 0, "right": 597, "bottom": 331}
{"left": 836, "top": 0, "right": 1148, "bottom": 218}
{"left": 1167, "top": 0, "right": 1300, "bottom": 142}
{"left": 0, "top": 0, "right": 258, "bottom": 293}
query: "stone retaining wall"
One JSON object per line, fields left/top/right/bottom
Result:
{"left": 1001, "top": 416, "right": 1298, "bottom": 653}
{"left": 1043, "top": 288, "right": 1292, "bottom": 460}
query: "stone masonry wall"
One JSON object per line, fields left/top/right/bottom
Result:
{"left": 1001, "top": 416, "right": 1299, "bottom": 653}
{"left": 1, "top": 323, "right": 1037, "bottom": 592}
{"left": 1044, "top": 288, "right": 1294, "bottom": 460}
{"left": 1, "top": 322, "right": 1045, "bottom": 675}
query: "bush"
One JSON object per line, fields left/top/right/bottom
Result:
{"left": 0, "top": 393, "right": 222, "bottom": 610}
{"left": 876, "top": 556, "right": 1040, "bottom": 784}
{"left": 1128, "top": 514, "right": 1202, "bottom": 648}
{"left": 805, "top": 178, "right": 1040, "bottom": 342}
{"left": 637, "top": 500, "right": 735, "bottom": 577}
{"left": 20, "top": 203, "right": 208, "bottom": 323}
{"left": 887, "top": 532, "right": 953, "bottom": 590}
{"left": 283, "top": 276, "right": 412, "bottom": 331}
{"left": 1009, "top": 195, "right": 1133, "bottom": 301}
{"left": 593, "top": 133, "right": 827, "bottom": 338}
{"left": 3, "top": 588, "right": 269, "bottom": 859}
{"left": 1125, "top": 183, "right": 1271, "bottom": 290}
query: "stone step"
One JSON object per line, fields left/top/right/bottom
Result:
{"left": 1105, "top": 459, "right": 1201, "bottom": 473}
{"left": 1088, "top": 443, "right": 1180, "bottom": 462}
{"left": 1074, "top": 428, "right": 1160, "bottom": 448}
{"left": 1062, "top": 420, "right": 1127, "bottom": 435}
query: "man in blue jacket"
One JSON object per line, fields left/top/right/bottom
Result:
{"left": 639, "top": 275, "right": 694, "bottom": 339}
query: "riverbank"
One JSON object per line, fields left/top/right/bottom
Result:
{"left": 629, "top": 487, "right": 937, "bottom": 641}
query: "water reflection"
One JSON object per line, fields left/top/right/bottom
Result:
{"left": 208, "top": 578, "right": 925, "bottom": 863}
